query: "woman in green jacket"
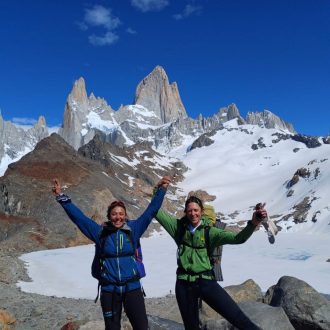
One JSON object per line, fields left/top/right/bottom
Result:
{"left": 156, "top": 195, "right": 266, "bottom": 330}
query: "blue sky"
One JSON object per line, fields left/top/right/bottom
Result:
{"left": 0, "top": 0, "right": 329, "bottom": 136}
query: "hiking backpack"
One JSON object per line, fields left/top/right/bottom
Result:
{"left": 91, "top": 227, "right": 146, "bottom": 282}
{"left": 206, "top": 218, "right": 226, "bottom": 281}
{"left": 177, "top": 216, "right": 226, "bottom": 281}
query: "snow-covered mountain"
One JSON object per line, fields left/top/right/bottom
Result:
{"left": 57, "top": 65, "right": 296, "bottom": 152}
{"left": 171, "top": 119, "right": 330, "bottom": 234}
{"left": 0, "top": 65, "right": 329, "bottom": 238}
{"left": 0, "top": 66, "right": 296, "bottom": 176}
{"left": 0, "top": 116, "right": 49, "bottom": 176}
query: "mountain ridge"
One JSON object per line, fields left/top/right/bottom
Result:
{"left": 0, "top": 66, "right": 329, "bottom": 255}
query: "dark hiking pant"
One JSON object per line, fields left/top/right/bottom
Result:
{"left": 100, "top": 288, "right": 148, "bottom": 330}
{"left": 175, "top": 279, "right": 262, "bottom": 330}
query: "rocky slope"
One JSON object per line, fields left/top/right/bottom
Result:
{"left": 0, "top": 133, "right": 185, "bottom": 254}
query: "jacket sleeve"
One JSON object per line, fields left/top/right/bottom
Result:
{"left": 57, "top": 195, "right": 101, "bottom": 243}
{"left": 128, "top": 187, "right": 167, "bottom": 240}
{"left": 155, "top": 209, "right": 179, "bottom": 239}
{"left": 210, "top": 221, "right": 257, "bottom": 247}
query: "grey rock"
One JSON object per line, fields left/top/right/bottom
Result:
{"left": 225, "top": 279, "right": 263, "bottom": 303}
{"left": 58, "top": 77, "right": 116, "bottom": 150}
{"left": 202, "top": 301, "right": 294, "bottom": 330}
{"left": 134, "top": 66, "right": 187, "bottom": 124}
{"left": 246, "top": 110, "right": 295, "bottom": 133}
{"left": 200, "top": 279, "right": 263, "bottom": 322}
{"left": 267, "top": 276, "right": 330, "bottom": 330}
{"left": 238, "top": 301, "right": 294, "bottom": 330}
{"left": 251, "top": 137, "right": 267, "bottom": 150}
{"left": 291, "top": 134, "right": 322, "bottom": 148}
{"left": 189, "top": 131, "right": 216, "bottom": 151}
{"left": 271, "top": 132, "right": 291, "bottom": 143}
{"left": 322, "top": 136, "right": 330, "bottom": 144}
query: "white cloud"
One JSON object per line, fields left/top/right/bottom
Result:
{"left": 12, "top": 117, "right": 37, "bottom": 125}
{"left": 78, "top": 5, "right": 121, "bottom": 47}
{"left": 84, "top": 5, "right": 120, "bottom": 30}
{"left": 131, "top": 0, "right": 169, "bottom": 13}
{"left": 173, "top": 4, "right": 202, "bottom": 20}
{"left": 88, "top": 31, "right": 119, "bottom": 46}
{"left": 126, "top": 27, "right": 137, "bottom": 34}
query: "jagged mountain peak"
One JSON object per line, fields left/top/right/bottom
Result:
{"left": 246, "top": 110, "right": 295, "bottom": 133}
{"left": 134, "top": 65, "right": 187, "bottom": 123}
{"left": 69, "top": 77, "right": 88, "bottom": 104}
{"left": 36, "top": 115, "right": 46, "bottom": 127}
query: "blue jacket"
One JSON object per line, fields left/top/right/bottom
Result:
{"left": 57, "top": 187, "right": 166, "bottom": 293}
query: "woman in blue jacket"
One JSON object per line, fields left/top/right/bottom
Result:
{"left": 52, "top": 176, "right": 171, "bottom": 330}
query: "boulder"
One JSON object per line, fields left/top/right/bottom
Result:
{"left": 267, "top": 276, "right": 330, "bottom": 329}
{"left": 238, "top": 301, "right": 294, "bottom": 330}
{"left": 200, "top": 279, "right": 263, "bottom": 320}
{"left": 203, "top": 301, "right": 294, "bottom": 330}
{"left": 291, "top": 134, "right": 322, "bottom": 148}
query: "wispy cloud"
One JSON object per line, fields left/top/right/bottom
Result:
{"left": 79, "top": 5, "right": 121, "bottom": 46}
{"left": 131, "top": 0, "right": 169, "bottom": 13}
{"left": 126, "top": 27, "right": 137, "bottom": 34}
{"left": 88, "top": 31, "right": 119, "bottom": 46}
{"left": 173, "top": 4, "right": 202, "bottom": 20}
{"left": 84, "top": 5, "right": 121, "bottom": 30}
{"left": 12, "top": 117, "right": 37, "bottom": 125}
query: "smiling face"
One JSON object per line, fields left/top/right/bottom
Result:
{"left": 185, "top": 202, "right": 202, "bottom": 227}
{"left": 109, "top": 206, "right": 126, "bottom": 229}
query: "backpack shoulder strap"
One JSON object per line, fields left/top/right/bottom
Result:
{"left": 204, "top": 225, "right": 211, "bottom": 257}
{"left": 99, "top": 228, "right": 108, "bottom": 257}
{"left": 176, "top": 217, "right": 187, "bottom": 246}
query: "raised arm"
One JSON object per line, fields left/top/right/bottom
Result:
{"left": 129, "top": 176, "right": 171, "bottom": 239}
{"left": 155, "top": 209, "right": 180, "bottom": 240}
{"left": 210, "top": 205, "right": 267, "bottom": 247}
{"left": 52, "top": 179, "right": 101, "bottom": 243}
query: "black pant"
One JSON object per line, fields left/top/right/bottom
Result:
{"left": 175, "top": 279, "right": 262, "bottom": 330}
{"left": 100, "top": 288, "right": 148, "bottom": 330}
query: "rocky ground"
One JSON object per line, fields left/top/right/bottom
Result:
{"left": 1, "top": 254, "right": 329, "bottom": 330}
{"left": 0, "top": 253, "right": 184, "bottom": 330}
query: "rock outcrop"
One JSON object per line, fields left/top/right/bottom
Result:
{"left": 246, "top": 110, "right": 295, "bottom": 133}
{"left": 0, "top": 133, "right": 185, "bottom": 253}
{"left": 134, "top": 66, "right": 187, "bottom": 123}
{"left": 266, "top": 276, "right": 330, "bottom": 329}
{"left": 58, "top": 77, "right": 116, "bottom": 150}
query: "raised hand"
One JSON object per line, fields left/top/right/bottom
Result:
{"left": 252, "top": 202, "right": 268, "bottom": 226}
{"left": 52, "top": 178, "right": 61, "bottom": 196}
{"left": 156, "top": 176, "right": 172, "bottom": 189}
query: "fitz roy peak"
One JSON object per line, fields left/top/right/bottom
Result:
{"left": 134, "top": 65, "right": 188, "bottom": 123}
{"left": 58, "top": 66, "right": 295, "bottom": 151}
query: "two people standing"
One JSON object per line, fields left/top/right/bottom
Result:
{"left": 53, "top": 176, "right": 266, "bottom": 330}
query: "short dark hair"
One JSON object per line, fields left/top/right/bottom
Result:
{"left": 107, "top": 200, "right": 127, "bottom": 219}
{"left": 184, "top": 196, "right": 204, "bottom": 213}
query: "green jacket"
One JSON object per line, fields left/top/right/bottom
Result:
{"left": 156, "top": 210, "right": 257, "bottom": 282}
